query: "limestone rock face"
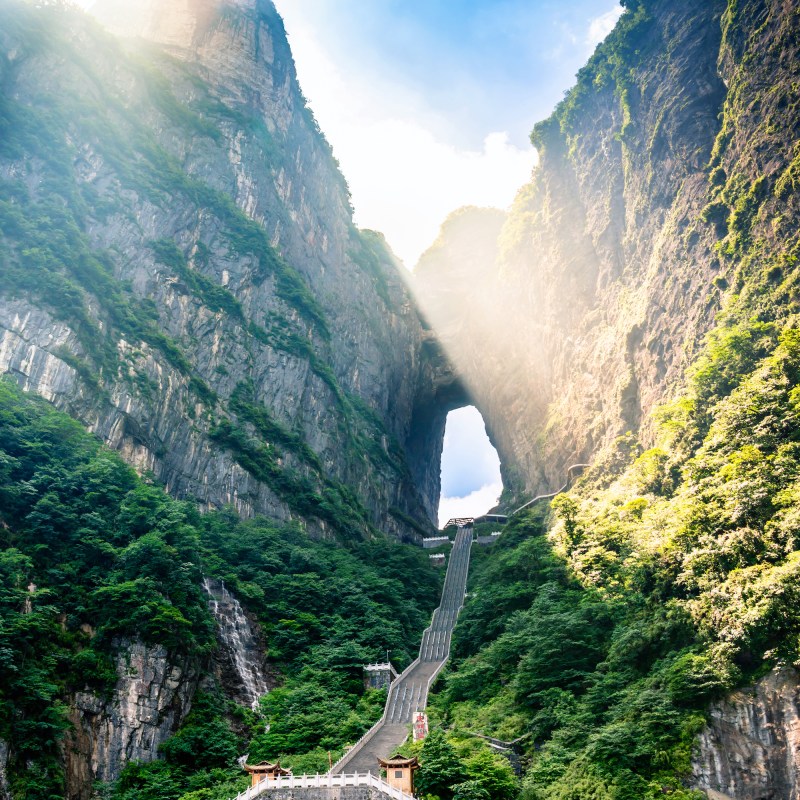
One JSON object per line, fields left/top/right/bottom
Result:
{"left": 691, "top": 667, "right": 800, "bottom": 800}
{"left": 0, "top": 741, "right": 10, "bottom": 800}
{"left": 89, "top": 0, "right": 223, "bottom": 50}
{"left": 0, "top": 0, "right": 455, "bottom": 539}
{"left": 64, "top": 641, "right": 199, "bottom": 800}
{"left": 414, "top": 0, "right": 728, "bottom": 501}
{"left": 415, "top": 0, "right": 800, "bottom": 505}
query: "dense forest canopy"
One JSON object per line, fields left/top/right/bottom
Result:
{"left": 0, "top": 378, "right": 440, "bottom": 799}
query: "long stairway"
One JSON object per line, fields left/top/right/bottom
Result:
{"left": 332, "top": 527, "right": 472, "bottom": 775}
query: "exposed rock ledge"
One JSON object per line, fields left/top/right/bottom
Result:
{"left": 0, "top": 740, "right": 10, "bottom": 800}
{"left": 692, "top": 667, "right": 800, "bottom": 800}
{"left": 64, "top": 640, "right": 199, "bottom": 800}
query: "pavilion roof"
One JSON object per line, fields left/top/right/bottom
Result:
{"left": 378, "top": 756, "right": 419, "bottom": 769}
{"left": 244, "top": 761, "right": 292, "bottom": 776}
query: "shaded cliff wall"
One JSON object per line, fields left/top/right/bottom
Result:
{"left": 64, "top": 641, "right": 199, "bottom": 800}
{"left": 692, "top": 667, "right": 800, "bottom": 800}
{"left": 417, "top": 0, "right": 800, "bottom": 503}
{"left": 0, "top": 0, "right": 456, "bottom": 539}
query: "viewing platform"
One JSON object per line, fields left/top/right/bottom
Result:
{"left": 442, "top": 513, "right": 508, "bottom": 529}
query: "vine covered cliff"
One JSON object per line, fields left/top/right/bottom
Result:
{"left": 416, "top": 0, "right": 800, "bottom": 506}
{"left": 421, "top": 2, "right": 800, "bottom": 798}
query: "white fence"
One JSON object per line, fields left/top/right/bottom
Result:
{"left": 234, "top": 773, "right": 414, "bottom": 800}
{"left": 422, "top": 536, "right": 451, "bottom": 549}
{"left": 328, "top": 649, "right": 421, "bottom": 774}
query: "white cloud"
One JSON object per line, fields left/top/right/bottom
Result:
{"left": 279, "top": 7, "right": 536, "bottom": 267}
{"left": 441, "top": 406, "right": 501, "bottom": 497}
{"left": 344, "top": 125, "right": 533, "bottom": 268}
{"left": 438, "top": 482, "right": 503, "bottom": 528}
{"left": 587, "top": 6, "right": 624, "bottom": 46}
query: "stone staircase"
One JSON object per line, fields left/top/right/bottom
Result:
{"left": 236, "top": 527, "right": 472, "bottom": 800}
{"left": 330, "top": 528, "right": 472, "bottom": 775}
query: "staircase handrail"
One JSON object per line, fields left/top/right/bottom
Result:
{"left": 329, "top": 633, "right": 426, "bottom": 773}
{"left": 509, "top": 464, "right": 591, "bottom": 516}
{"left": 330, "top": 529, "right": 471, "bottom": 774}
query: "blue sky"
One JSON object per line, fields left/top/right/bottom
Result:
{"left": 271, "top": 0, "right": 622, "bottom": 524}
{"left": 274, "top": 0, "right": 622, "bottom": 267}
{"left": 276, "top": 0, "right": 622, "bottom": 150}
{"left": 438, "top": 407, "right": 502, "bottom": 526}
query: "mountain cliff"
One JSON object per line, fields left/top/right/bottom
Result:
{"left": 416, "top": 0, "right": 800, "bottom": 508}
{"left": 0, "top": 378, "right": 441, "bottom": 799}
{"left": 4, "top": 0, "right": 800, "bottom": 798}
{"left": 422, "top": 2, "right": 800, "bottom": 798}
{"left": 0, "top": 1, "right": 453, "bottom": 795}
{"left": 0, "top": 0, "right": 458, "bottom": 541}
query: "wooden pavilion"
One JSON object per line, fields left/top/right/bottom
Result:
{"left": 378, "top": 756, "right": 419, "bottom": 795}
{"left": 243, "top": 761, "right": 292, "bottom": 787}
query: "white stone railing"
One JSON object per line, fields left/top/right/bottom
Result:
{"left": 234, "top": 773, "right": 414, "bottom": 800}
{"left": 509, "top": 463, "right": 592, "bottom": 516}
{"left": 329, "top": 649, "right": 422, "bottom": 774}
{"left": 422, "top": 536, "right": 451, "bottom": 548}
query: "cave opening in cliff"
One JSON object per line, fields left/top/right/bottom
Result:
{"left": 438, "top": 406, "right": 502, "bottom": 527}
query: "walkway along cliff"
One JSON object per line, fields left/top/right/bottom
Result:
{"left": 228, "top": 528, "right": 472, "bottom": 800}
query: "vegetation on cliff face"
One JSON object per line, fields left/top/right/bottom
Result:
{"left": 531, "top": 0, "right": 654, "bottom": 156}
{"left": 427, "top": 0, "right": 800, "bottom": 798}
{"left": 0, "top": 0, "right": 433, "bottom": 542}
{"left": 438, "top": 326, "right": 800, "bottom": 798}
{"left": 4, "top": 0, "right": 800, "bottom": 797}
{"left": 0, "top": 379, "right": 440, "bottom": 800}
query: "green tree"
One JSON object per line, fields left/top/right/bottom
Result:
{"left": 464, "top": 748, "right": 518, "bottom": 800}
{"left": 452, "top": 781, "right": 490, "bottom": 800}
{"left": 416, "top": 729, "right": 465, "bottom": 800}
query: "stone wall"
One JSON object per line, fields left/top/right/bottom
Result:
{"left": 691, "top": 667, "right": 800, "bottom": 800}
{"left": 251, "top": 787, "right": 397, "bottom": 800}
